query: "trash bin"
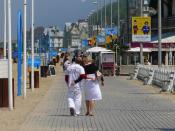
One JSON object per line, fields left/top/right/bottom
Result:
{"left": 40, "top": 66, "right": 48, "bottom": 77}
{"left": 0, "top": 78, "right": 15, "bottom": 107}
{"left": 29, "top": 71, "right": 39, "bottom": 88}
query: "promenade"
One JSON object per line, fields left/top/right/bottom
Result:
{"left": 16, "top": 66, "right": 175, "bottom": 131}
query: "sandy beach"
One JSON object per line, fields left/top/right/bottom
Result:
{"left": 0, "top": 63, "right": 61, "bottom": 131}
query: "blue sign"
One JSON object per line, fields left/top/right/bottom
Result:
{"left": 82, "top": 39, "right": 88, "bottom": 47}
{"left": 105, "top": 27, "right": 118, "bottom": 35}
{"left": 27, "top": 57, "right": 41, "bottom": 68}
{"left": 97, "top": 35, "right": 105, "bottom": 43}
{"left": 49, "top": 51, "right": 57, "bottom": 57}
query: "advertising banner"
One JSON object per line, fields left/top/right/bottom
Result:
{"left": 105, "top": 27, "right": 118, "bottom": 36}
{"left": 132, "top": 17, "right": 151, "bottom": 42}
{"left": 97, "top": 35, "right": 105, "bottom": 44}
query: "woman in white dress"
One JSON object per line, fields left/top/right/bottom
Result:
{"left": 82, "top": 56, "right": 104, "bottom": 116}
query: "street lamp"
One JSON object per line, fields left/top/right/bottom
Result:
{"left": 90, "top": 10, "right": 95, "bottom": 36}
{"left": 104, "top": 0, "right": 106, "bottom": 28}
{"left": 140, "top": 0, "right": 149, "bottom": 65}
{"left": 100, "top": 0, "right": 103, "bottom": 28}
{"left": 110, "top": 0, "right": 113, "bottom": 28}
{"left": 158, "top": 0, "right": 162, "bottom": 66}
{"left": 31, "top": 0, "right": 35, "bottom": 91}
{"left": 117, "top": 0, "right": 120, "bottom": 36}
{"left": 92, "top": 0, "right": 99, "bottom": 36}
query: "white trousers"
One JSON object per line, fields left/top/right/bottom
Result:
{"left": 67, "top": 88, "right": 82, "bottom": 115}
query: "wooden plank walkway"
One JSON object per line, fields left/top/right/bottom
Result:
{"left": 19, "top": 68, "right": 175, "bottom": 131}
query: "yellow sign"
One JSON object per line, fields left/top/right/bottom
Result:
{"left": 132, "top": 17, "right": 151, "bottom": 42}
{"left": 106, "top": 36, "right": 112, "bottom": 44}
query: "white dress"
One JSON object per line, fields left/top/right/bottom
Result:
{"left": 84, "top": 74, "right": 102, "bottom": 101}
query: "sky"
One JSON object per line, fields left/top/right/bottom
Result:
{"left": 0, "top": 0, "right": 110, "bottom": 41}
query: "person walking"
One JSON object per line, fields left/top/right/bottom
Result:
{"left": 82, "top": 56, "right": 104, "bottom": 116}
{"left": 63, "top": 56, "right": 70, "bottom": 85}
{"left": 66, "top": 57, "right": 86, "bottom": 116}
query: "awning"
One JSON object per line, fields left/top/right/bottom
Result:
{"left": 126, "top": 47, "right": 152, "bottom": 52}
{"left": 86, "top": 47, "right": 112, "bottom": 53}
{"left": 151, "top": 35, "right": 175, "bottom": 43}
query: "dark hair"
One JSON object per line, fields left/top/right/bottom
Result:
{"left": 145, "top": 21, "right": 148, "bottom": 24}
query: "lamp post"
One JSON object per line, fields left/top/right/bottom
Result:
{"left": 92, "top": 1, "right": 99, "bottom": 36}
{"left": 100, "top": 0, "right": 103, "bottom": 28}
{"left": 117, "top": 0, "right": 120, "bottom": 36}
{"left": 158, "top": 0, "right": 162, "bottom": 66}
{"left": 91, "top": 10, "right": 95, "bottom": 36}
{"left": 104, "top": 0, "right": 106, "bottom": 28}
{"left": 110, "top": 0, "right": 113, "bottom": 28}
{"left": 7, "top": 0, "right": 13, "bottom": 110}
{"left": 4, "top": 0, "right": 7, "bottom": 59}
{"left": 140, "top": 0, "right": 143, "bottom": 64}
{"left": 116, "top": 0, "right": 120, "bottom": 65}
{"left": 23, "top": 0, "right": 27, "bottom": 97}
{"left": 31, "top": 0, "right": 35, "bottom": 91}
{"left": 89, "top": 12, "right": 93, "bottom": 37}
{"left": 140, "top": 0, "right": 149, "bottom": 65}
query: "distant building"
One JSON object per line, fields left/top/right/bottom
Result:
{"left": 43, "top": 26, "right": 64, "bottom": 51}
{"left": 63, "top": 22, "right": 72, "bottom": 48}
{"left": 63, "top": 22, "right": 81, "bottom": 50}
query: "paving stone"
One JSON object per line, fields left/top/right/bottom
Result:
{"left": 19, "top": 73, "right": 175, "bottom": 131}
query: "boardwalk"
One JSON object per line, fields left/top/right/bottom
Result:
{"left": 19, "top": 68, "right": 175, "bottom": 131}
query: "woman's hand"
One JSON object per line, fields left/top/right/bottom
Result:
{"left": 87, "top": 77, "right": 96, "bottom": 81}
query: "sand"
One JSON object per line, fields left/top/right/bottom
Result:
{"left": 0, "top": 63, "right": 61, "bottom": 131}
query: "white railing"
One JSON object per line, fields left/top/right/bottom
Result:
{"left": 132, "top": 65, "right": 175, "bottom": 92}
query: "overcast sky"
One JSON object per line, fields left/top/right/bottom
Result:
{"left": 0, "top": 0, "right": 110, "bottom": 41}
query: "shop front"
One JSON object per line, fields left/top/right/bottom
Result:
{"left": 125, "top": 42, "right": 175, "bottom": 65}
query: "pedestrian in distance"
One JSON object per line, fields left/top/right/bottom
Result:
{"left": 63, "top": 55, "right": 71, "bottom": 85}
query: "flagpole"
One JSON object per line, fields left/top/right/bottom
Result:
{"left": 8, "top": 0, "right": 13, "bottom": 110}
{"left": 4, "top": 0, "right": 7, "bottom": 59}
{"left": 23, "top": 0, "right": 27, "bottom": 97}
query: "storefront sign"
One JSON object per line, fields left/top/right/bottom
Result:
{"left": 153, "top": 43, "right": 175, "bottom": 48}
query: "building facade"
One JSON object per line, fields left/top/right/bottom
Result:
{"left": 43, "top": 26, "right": 64, "bottom": 51}
{"left": 63, "top": 22, "right": 81, "bottom": 51}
